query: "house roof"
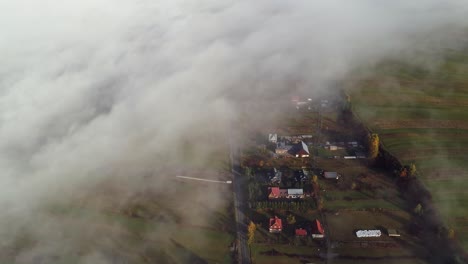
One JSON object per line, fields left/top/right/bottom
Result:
{"left": 269, "top": 216, "right": 282, "bottom": 230}
{"left": 295, "top": 228, "right": 307, "bottom": 236}
{"left": 269, "top": 187, "right": 280, "bottom": 197}
{"left": 315, "top": 219, "right": 325, "bottom": 234}
{"left": 289, "top": 141, "right": 310, "bottom": 156}
{"left": 288, "top": 189, "right": 304, "bottom": 195}
{"left": 300, "top": 141, "right": 309, "bottom": 154}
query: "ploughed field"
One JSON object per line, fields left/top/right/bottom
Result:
{"left": 348, "top": 48, "right": 468, "bottom": 249}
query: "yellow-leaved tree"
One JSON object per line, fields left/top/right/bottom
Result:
{"left": 247, "top": 221, "right": 256, "bottom": 246}
{"left": 368, "top": 133, "right": 379, "bottom": 159}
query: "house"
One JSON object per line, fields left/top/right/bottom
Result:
{"left": 387, "top": 229, "right": 400, "bottom": 237}
{"left": 324, "top": 171, "right": 339, "bottom": 180}
{"left": 269, "top": 216, "right": 282, "bottom": 233}
{"left": 311, "top": 219, "right": 325, "bottom": 238}
{"left": 275, "top": 142, "right": 292, "bottom": 155}
{"left": 289, "top": 141, "right": 310, "bottom": 158}
{"left": 328, "top": 145, "right": 338, "bottom": 151}
{"left": 287, "top": 189, "right": 304, "bottom": 199}
{"left": 295, "top": 228, "right": 307, "bottom": 237}
{"left": 268, "top": 133, "right": 278, "bottom": 143}
{"left": 268, "top": 168, "right": 282, "bottom": 183}
{"left": 268, "top": 187, "right": 280, "bottom": 199}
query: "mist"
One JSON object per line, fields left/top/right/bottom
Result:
{"left": 1, "top": 0, "right": 468, "bottom": 262}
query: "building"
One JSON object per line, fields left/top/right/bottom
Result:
{"left": 311, "top": 219, "right": 325, "bottom": 238}
{"left": 275, "top": 142, "right": 292, "bottom": 155}
{"left": 287, "top": 189, "right": 304, "bottom": 199}
{"left": 356, "top": 230, "right": 381, "bottom": 238}
{"left": 268, "top": 187, "right": 280, "bottom": 199}
{"left": 289, "top": 141, "right": 310, "bottom": 158}
{"left": 271, "top": 168, "right": 282, "bottom": 183}
{"left": 387, "top": 229, "right": 401, "bottom": 237}
{"left": 268, "top": 133, "right": 278, "bottom": 143}
{"left": 295, "top": 228, "right": 307, "bottom": 237}
{"left": 324, "top": 171, "right": 339, "bottom": 180}
{"left": 269, "top": 216, "right": 282, "bottom": 233}
{"left": 268, "top": 187, "right": 304, "bottom": 199}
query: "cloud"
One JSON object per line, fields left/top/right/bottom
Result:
{"left": 0, "top": 0, "right": 468, "bottom": 261}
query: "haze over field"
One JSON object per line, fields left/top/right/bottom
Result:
{"left": 1, "top": 0, "right": 468, "bottom": 262}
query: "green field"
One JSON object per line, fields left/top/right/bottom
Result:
{"left": 349, "top": 48, "right": 468, "bottom": 250}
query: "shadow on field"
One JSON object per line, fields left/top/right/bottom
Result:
{"left": 171, "top": 239, "right": 208, "bottom": 264}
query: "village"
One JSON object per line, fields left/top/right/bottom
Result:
{"left": 240, "top": 94, "right": 422, "bottom": 263}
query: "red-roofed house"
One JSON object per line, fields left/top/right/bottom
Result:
{"left": 295, "top": 228, "right": 307, "bottom": 237}
{"left": 269, "top": 216, "right": 282, "bottom": 233}
{"left": 268, "top": 187, "right": 280, "bottom": 199}
{"left": 312, "top": 219, "right": 325, "bottom": 238}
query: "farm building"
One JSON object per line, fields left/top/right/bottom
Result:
{"left": 387, "top": 229, "right": 401, "bottom": 237}
{"left": 311, "top": 219, "right": 325, "bottom": 238}
{"left": 295, "top": 228, "right": 307, "bottom": 237}
{"left": 356, "top": 230, "right": 381, "bottom": 238}
{"left": 287, "top": 189, "right": 304, "bottom": 199}
{"left": 324, "top": 171, "right": 339, "bottom": 180}
{"left": 289, "top": 141, "right": 310, "bottom": 158}
{"left": 268, "top": 187, "right": 304, "bottom": 199}
{"left": 328, "top": 145, "right": 338, "bottom": 151}
{"left": 269, "top": 216, "right": 282, "bottom": 233}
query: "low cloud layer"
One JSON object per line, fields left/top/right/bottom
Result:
{"left": 1, "top": 0, "right": 468, "bottom": 262}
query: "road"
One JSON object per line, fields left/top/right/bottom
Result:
{"left": 229, "top": 131, "right": 251, "bottom": 264}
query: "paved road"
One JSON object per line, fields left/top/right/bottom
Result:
{"left": 229, "top": 132, "right": 251, "bottom": 264}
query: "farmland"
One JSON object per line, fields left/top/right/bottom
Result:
{"left": 348, "top": 48, "right": 468, "bottom": 251}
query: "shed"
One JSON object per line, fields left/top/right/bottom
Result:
{"left": 295, "top": 228, "right": 307, "bottom": 237}
{"left": 324, "top": 172, "right": 339, "bottom": 180}
{"left": 387, "top": 229, "right": 400, "bottom": 237}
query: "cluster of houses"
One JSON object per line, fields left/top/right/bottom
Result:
{"left": 268, "top": 187, "right": 305, "bottom": 199}
{"left": 268, "top": 134, "right": 311, "bottom": 158}
{"left": 269, "top": 216, "right": 325, "bottom": 238}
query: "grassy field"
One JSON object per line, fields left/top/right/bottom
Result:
{"left": 348, "top": 48, "right": 468, "bottom": 250}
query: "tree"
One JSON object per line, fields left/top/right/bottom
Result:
{"left": 247, "top": 221, "right": 256, "bottom": 245}
{"left": 317, "top": 197, "right": 324, "bottom": 211}
{"left": 448, "top": 228, "right": 455, "bottom": 239}
{"left": 414, "top": 203, "right": 424, "bottom": 216}
{"left": 409, "top": 163, "right": 417, "bottom": 177}
{"left": 368, "top": 133, "right": 379, "bottom": 159}
{"left": 312, "top": 175, "right": 318, "bottom": 184}
{"left": 287, "top": 214, "right": 296, "bottom": 225}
